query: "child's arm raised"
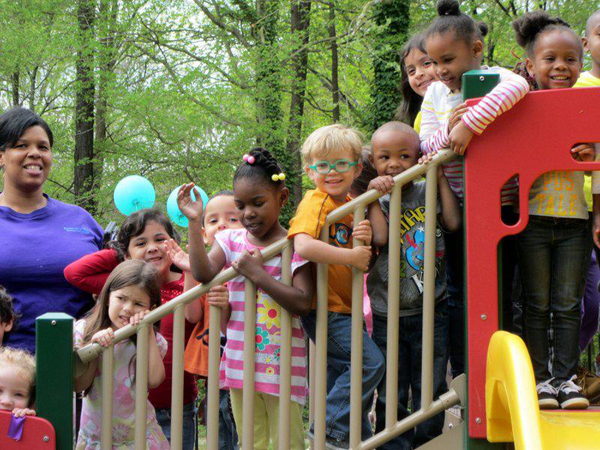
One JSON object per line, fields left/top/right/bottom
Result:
{"left": 178, "top": 183, "right": 227, "bottom": 283}
{"left": 231, "top": 250, "right": 313, "bottom": 316}
{"left": 64, "top": 249, "right": 119, "bottom": 295}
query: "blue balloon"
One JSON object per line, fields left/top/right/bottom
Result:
{"left": 167, "top": 185, "right": 209, "bottom": 228}
{"left": 114, "top": 176, "right": 155, "bottom": 216}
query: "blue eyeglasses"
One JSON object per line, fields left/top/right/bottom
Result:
{"left": 308, "top": 159, "right": 358, "bottom": 174}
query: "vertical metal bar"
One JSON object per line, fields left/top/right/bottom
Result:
{"left": 206, "top": 304, "right": 222, "bottom": 450}
{"left": 135, "top": 324, "right": 149, "bottom": 450}
{"left": 386, "top": 183, "right": 402, "bottom": 428}
{"left": 350, "top": 206, "right": 366, "bottom": 449}
{"left": 309, "top": 339, "right": 316, "bottom": 424}
{"left": 171, "top": 305, "right": 185, "bottom": 450}
{"left": 421, "top": 165, "right": 439, "bottom": 410}
{"left": 101, "top": 347, "right": 114, "bottom": 450}
{"left": 315, "top": 227, "right": 330, "bottom": 450}
{"left": 242, "top": 280, "right": 257, "bottom": 448}
{"left": 36, "top": 313, "right": 74, "bottom": 450}
{"left": 279, "top": 244, "right": 293, "bottom": 450}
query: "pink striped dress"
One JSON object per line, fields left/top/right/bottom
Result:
{"left": 420, "top": 66, "right": 529, "bottom": 205}
{"left": 215, "top": 228, "right": 308, "bottom": 405}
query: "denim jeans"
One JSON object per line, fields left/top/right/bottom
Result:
{"left": 218, "top": 388, "right": 239, "bottom": 450}
{"left": 371, "top": 303, "right": 449, "bottom": 449}
{"left": 517, "top": 216, "right": 591, "bottom": 384}
{"left": 444, "top": 225, "right": 465, "bottom": 378}
{"left": 155, "top": 401, "right": 197, "bottom": 450}
{"left": 301, "top": 310, "right": 385, "bottom": 444}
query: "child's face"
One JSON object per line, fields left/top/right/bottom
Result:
{"left": 306, "top": 148, "right": 362, "bottom": 202}
{"left": 0, "top": 319, "right": 13, "bottom": 345}
{"left": 526, "top": 30, "right": 582, "bottom": 90}
{"left": 0, "top": 364, "right": 30, "bottom": 411}
{"left": 426, "top": 32, "right": 483, "bottom": 93}
{"left": 583, "top": 17, "right": 600, "bottom": 69}
{"left": 203, "top": 195, "right": 242, "bottom": 246}
{"left": 371, "top": 131, "right": 420, "bottom": 179}
{"left": 126, "top": 221, "right": 172, "bottom": 276}
{"left": 405, "top": 48, "right": 437, "bottom": 97}
{"left": 108, "top": 285, "right": 151, "bottom": 330}
{"left": 233, "top": 178, "right": 289, "bottom": 240}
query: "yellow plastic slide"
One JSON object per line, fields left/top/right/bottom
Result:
{"left": 486, "top": 331, "right": 600, "bottom": 450}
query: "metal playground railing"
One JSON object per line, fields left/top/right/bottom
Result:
{"left": 64, "top": 148, "right": 464, "bottom": 450}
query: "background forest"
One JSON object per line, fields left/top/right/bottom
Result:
{"left": 0, "top": 0, "right": 596, "bottom": 228}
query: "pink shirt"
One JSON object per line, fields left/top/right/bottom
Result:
{"left": 216, "top": 229, "right": 308, "bottom": 405}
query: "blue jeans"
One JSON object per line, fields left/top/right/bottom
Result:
{"left": 301, "top": 310, "right": 385, "bottom": 444}
{"left": 517, "top": 216, "right": 591, "bottom": 383}
{"left": 371, "top": 303, "right": 449, "bottom": 449}
{"left": 155, "top": 401, "right": 197, "bottom": 450}
{"left": 218, "top": 389, "right": 239, "bottom": 450}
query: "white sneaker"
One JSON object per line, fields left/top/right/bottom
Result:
{"left": 557, "top": 375, "right": 589, "bottom": 410}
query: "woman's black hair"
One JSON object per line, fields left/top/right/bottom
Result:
{"left": 396, "top": 34, "right": 428, "bottom": 126}
{"left": 426, "top": 0, "right": 488, "bottom": 45}
{"left": 233, "top": 147, "right": 284, "bottom": 188}
{"left": 512, "top": 10, "right": 581, "bottom": 58}
{"left": 112, "top": 208, "right": 180, "bottom": 259}
{"left": 0, "top": 107, "right": 54, "bottom": 151}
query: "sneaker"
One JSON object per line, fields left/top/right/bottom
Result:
{"left": 576, "top": 367, "right": 600, "bottom": 404}
{"left": 537, "top": 378, "right": 559, "bottom": 409}
{"left": 558, "top": 375, "right": 589, "bottom": 410}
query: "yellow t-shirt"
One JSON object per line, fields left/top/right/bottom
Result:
{"left": 288, "top": 189, "right": 354, "bottom": 314}
{"left": 574, "top": 71, "right": 600, "bottom": 210}
{"left": 414, "top": 111, "right": 422, "bottom": 134}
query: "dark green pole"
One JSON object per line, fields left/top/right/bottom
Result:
{"left": 36, "top": 313, "right": 74, "bottom": 450}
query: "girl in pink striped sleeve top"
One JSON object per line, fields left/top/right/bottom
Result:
{"left": 178, "top": 148, "right": 313, "bottom": 450}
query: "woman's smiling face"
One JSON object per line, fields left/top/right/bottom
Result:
{"left": 0, "top": 126, "right": 52, "bottom": 194}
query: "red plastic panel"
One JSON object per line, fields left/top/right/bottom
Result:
{"left": 0, "top": 410, "right": 56, "bottom": 449}
{"left": 463, "top": 87, "right": 600, "bottom": 438}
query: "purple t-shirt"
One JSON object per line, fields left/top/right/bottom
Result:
{"left": 0, "top": 195, "right": 103, "bottom": 352}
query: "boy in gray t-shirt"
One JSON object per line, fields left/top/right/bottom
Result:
{"left": 366, "top": 121, "right": 460, "bottom": 449}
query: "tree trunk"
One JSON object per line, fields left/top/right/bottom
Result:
{"left": 74, "top": 0, "right": 96, "bottom": 214}
{"left": 369, "top": 0, "right": 410, "bottom": 132}
{"left": 286, "top": 0, "right": 311, "bottom": 205}
{"left": 11, "top": 72, "right": 19, "bottom": 106}
{"left": 29, "top": 67, "right": 38, "bottom": 111}
{"left": 329, "top": 2, "right": 340, "bottom": 123}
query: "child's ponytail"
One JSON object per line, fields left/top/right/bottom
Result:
{"left": 233, "top": 147, "right": 285, "bottom": 187}
{"left": 427, "top": 0, "right": 488, "bottom": 45}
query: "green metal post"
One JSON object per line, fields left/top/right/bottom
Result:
{"left": 461, "top": 70, "right": 505, "bottom": 450}
{"left": 36, "top": 313, "right": 74, "bottom": 450}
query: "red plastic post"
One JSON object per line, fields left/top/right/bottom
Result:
{"left": 463, "top": 87, "right": 600, "bottom": 438}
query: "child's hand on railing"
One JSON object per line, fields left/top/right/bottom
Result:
{"left": 449, "top": 121, "right": 474, "bottom": 156}
{"left": 349, "top": 245, "right": 372, "bottom": 272}
{"left": 129, "top": 310, "right": 150, "bottom": 327}
{"left": 92, "top": 328, "right": 115, "bottom": 347}
{"left": 164, "top": 239, "right": 191, "bottom": 272}
{"left": 177, "top": 183, "right": 204, "bottom": 223}
{"left": 231, "top": 249, "right": 264, "bottom": 282}
{"left": 368, "top": 176, "right": 395, "bottom": 195}
{"left": 449, "top": 102, "right": 468, "bottom": 131}
{"left": 571, "top": 143, "right": 595, "bottom": 162}
{"left": 12, "top": 408, "right": 36, "bottom": 418}
{"left": 206, "top": 285, "right": 230, "bottom": 310}
{"left": 419, "top": 152, "right": 445, "bottom": 180}
{"left": 353, "top": 219, "right": 372, "bottom": 246}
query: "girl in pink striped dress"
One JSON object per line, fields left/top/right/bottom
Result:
{"left": 178, "top": 148, "right": 313, "bottom": 450}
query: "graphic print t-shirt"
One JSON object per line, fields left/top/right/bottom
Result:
{"left": 367, "top": 181, "right": 447, "bottom": 317}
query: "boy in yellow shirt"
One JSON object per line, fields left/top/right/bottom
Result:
{"left": 288, "top": 124, "right": 385, "bottom": 448}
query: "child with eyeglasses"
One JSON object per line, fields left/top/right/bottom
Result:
{"left": 288, "top": 124, "right": 385, "bottom": 448}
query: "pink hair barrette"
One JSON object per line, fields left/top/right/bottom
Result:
{"left": 243, "top": 154, "right": 255, "bottom": 164}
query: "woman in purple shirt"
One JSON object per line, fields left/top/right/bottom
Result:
{"left": 0, "top": 107, "right": 103, "bottom": 352}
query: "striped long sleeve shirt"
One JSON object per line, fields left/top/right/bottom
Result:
{"left": 420, "top": 67, "right": 529, "bottom": 204}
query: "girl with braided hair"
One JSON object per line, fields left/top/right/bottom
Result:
{"left": 512, "top": 10, "right": 594, "bottom": 410}
{"left": 178, "top": 148, "right": 313, "bottom": 449}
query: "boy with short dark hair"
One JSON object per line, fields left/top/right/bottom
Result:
{"left": 288, "top": 124, "right": 385, "bottom": 448}
{"left": 366, "top": 121, "right": 460, "bottom": 449}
